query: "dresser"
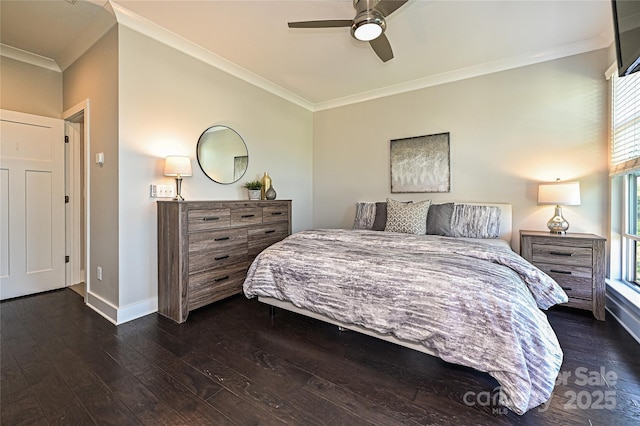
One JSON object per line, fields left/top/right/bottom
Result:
{"left": 520, "top": 230, "right": 606, "bottom": 321}
{"left": 157, "top": 200, "right": 291, "bottom": 323}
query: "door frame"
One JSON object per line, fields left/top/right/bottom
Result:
{"left": 63, "top": 100, "right": 90, "bottom": 303}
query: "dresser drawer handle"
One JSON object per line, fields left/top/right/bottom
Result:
{"left": 271, "top": 212, "right": 282, "bottom": 216}
{"left": 549, "top": 251, "right": 573, "bottom": 256}
{"left": 202, "top": 216, "right": 220, "bottom": 221}
{"left": 550, "top": 269, "right": 572, "bottom": 275}
{"left": 214, "top": 255, "right": 229, "bottom": 261}
{"left": 265, "top": 230, "right": 276, "bottom": 234}
{"left": 561, "top": 286, "right": 573, "bottom": 291}
{"left": 214, "top": 237, "right": 230, "bottom": 241}
{"left": 214, "top": 275, "right": 229, "bottom": 282}
{"left": 241, "top": 214, "right": 255, "bottom": 218}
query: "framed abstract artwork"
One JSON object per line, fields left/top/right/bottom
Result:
{"left": 390, "top": 132, "right": 450, "bottom": 193}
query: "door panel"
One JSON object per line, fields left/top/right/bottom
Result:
{"left": 0, "top": 110, "right": 65, "bottom": 300}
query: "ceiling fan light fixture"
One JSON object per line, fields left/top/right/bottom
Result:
{"left": 351, "top": 11, "right": 385, "bottom": 41}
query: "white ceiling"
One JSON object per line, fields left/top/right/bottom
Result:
{"left": 1, "top": 0, "right": 614, "bottom": 110}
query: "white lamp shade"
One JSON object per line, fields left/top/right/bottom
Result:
{"left": 164, "top": 156, "right": 192, "bottom": 177}
{"left": 537, "top": 181, "right": 581, "bottom": 206}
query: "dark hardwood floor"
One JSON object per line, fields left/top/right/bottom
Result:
{"left": 1, "top": 288, "right": 639, "bottom": 425}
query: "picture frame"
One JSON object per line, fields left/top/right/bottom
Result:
{"left": 390, "top": 132, "right": 450, "bottom": 193}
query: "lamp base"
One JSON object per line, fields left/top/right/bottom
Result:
{"left": 547, "top": 205, "right": 569, "bottom": 234}
{"left": 173, "top": 177, "right": 184, "bottom": 201}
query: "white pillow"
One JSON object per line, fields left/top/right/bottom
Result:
{"left": 384, "top": 198, "right": 431, "bottom": 234}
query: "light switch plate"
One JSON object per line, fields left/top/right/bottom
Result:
{"left": 150, "top": 184, "right": 175, "bottom": 198}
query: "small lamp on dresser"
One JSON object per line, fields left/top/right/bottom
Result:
{"left": 537, "top": 179, "right": 581, "bottom": 234}
{"left": 164, "top": 156, "right": 192, "bottom": 201}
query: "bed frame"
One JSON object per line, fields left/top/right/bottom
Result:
{"left": 257, "top": 203, "right": 513, "bottom": 354}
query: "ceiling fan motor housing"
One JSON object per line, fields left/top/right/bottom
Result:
{"left": 351, "top": 0, "right": 386, "bottom": 41}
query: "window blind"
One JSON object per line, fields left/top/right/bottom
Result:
{"left": 611, "top": 71, "right": 640, "bottom": 175}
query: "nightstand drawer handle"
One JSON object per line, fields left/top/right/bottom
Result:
{"left": 265, "top": 230, "right": 276, "bottom": 234}
{"left": 214, "top": 237, "right": 230, "bottom": 242}
{"left": 214, "top": 255, "right": 229, "bottom": 261}
{"left": 214, "top": 275, "right": 229, "bottom": 282}
{"left": 241, "top": 214, "right": 255, "bottom": 218}
{"left": 202, "top": 216, "right": 220, "bottom": 221}
{"left": 550, "top": 269, "right": 572, "bottom": 275}
{"left": 271, "top": 212, "right": 282, "bottom": 216}
{"left": 561, "top": 286, "right": 572, "bottom": 291}
{"left": 549, "top": 251, "right": 573, "bottom": 256}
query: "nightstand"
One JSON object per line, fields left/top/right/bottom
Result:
{"left": 520, "top": 230, "right": 606, "bottom": 321}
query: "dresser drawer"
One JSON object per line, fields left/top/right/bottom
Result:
{"left": 189, "top": 229, "right": 247, "bottom": 274}
{"left": 263, "top": 204, "right": 289, "bottom": 224}
{"left": 188, "top": 262, "right": 248, "bottom": 311}
{"left": 188, "top": 208, "right": 231, "bottom": 232}
{"left": 248, "top": 222, "right": 289, "bottom": 256}
{"left": 189, "top": 228, "right": 247, "bottom": 252}
{"left": 231, "top": 207, "right": 263, "bottom": 227}
{"left": 531, "top": 243, "right": 592, "bottom": 267}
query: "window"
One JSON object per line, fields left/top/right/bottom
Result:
{"left": 611, "top": 69, "right": 640, "bottom": 287}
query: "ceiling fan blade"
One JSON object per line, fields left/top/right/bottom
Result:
{"left": 288, "top": 20, "right": 352, "bottom": 29}
{"left": 375, "top": 0, "right": 409, "bottom": 17}
{"left": 369, "top": 33, "right": 393, "bottom": 62}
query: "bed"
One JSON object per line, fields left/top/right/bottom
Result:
{"left": 243, "top": 201, "right": 568, "bottom": 415}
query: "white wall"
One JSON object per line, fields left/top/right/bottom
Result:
{"left": 313, "top": 49, "right": 611, "bottom": 252}
{"left": 117, "top": 26, "right": 313, "bottom": 316}
{"left": 0, "top": 57, "right": 62, "bottom": 118}
{"left": 64, "top": 27, "right": 120, "bottom": 311}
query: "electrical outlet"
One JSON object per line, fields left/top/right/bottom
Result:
{"left": 97, "top": 266, "right": 102, "bottom": 281}
{"left": 150, "top": 184, "right": 175, "bottom": 198}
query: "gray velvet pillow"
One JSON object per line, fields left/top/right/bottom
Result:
{"left": 371, "top": 202, "right": 387, "bottom": 231}
{"left": 384, "top": 198, "right": 431, "bottom": 235}
{"left": 426, "top": 203, "right": 454, "bottom": 236}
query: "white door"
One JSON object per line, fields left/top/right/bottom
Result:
{"left": 0, "top": 110, "right": 65, "bottom": 300}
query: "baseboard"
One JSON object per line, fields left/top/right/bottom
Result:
{"left": 606, "top": 281, "right": 640, "bottom": 345}
{"left": 116, "top": 297, "right": 157, "bottom": 325}
{"left": 86, "top": 291, "right": 118, "bottom": 325}
{"left": 86, "top": 291, "right": 157, "bottom": 325}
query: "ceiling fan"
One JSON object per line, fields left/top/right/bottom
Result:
{"left": 288, "top": 0, "right": 409, "bottom": 62}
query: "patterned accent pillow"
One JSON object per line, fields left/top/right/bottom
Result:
{"left": 384, "top": 198, "right": 431, "bottom": 234}
{"left": 449, "top": 204, "right": 501, "bottom": 239}
{"left": 353, "top": 202, "right": 377, "bottom": 230}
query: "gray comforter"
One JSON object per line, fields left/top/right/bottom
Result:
{"left": 243, "top": 229, "right": 568, "bottom": 415}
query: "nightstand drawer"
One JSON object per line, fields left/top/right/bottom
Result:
{"left": 534, "top": 262, "right": 592, "bottom": 279}
{"left": 531, "top": 243, "right": 592, "bottom": 267}
{"left": 545, "top": 275, "right": 592, "bottom": 300}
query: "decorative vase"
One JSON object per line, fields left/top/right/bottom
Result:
{"left": 265, "top": 185, "right": 277, "bottom": 200}
{"left": 248, "top": 189, "right": 261, "bottom": 200}
{"left": 261, "top": 172, "right": 271, "bottom": 200}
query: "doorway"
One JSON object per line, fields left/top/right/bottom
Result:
{"left": 63, "top": 100, "right": 90, "bottom": 301}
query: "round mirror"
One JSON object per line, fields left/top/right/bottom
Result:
{"left": 196, "top": 125, "right": 248, "bottom": 184}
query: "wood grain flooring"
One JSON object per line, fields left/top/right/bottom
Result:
{"left": 1, "top": 288, "right": 639, "bottom": 425}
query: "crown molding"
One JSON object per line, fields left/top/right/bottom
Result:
{"left": 0, "top": 44, "right": 60, "bottom": 72}
{"left": 56, "top": 1, "right": 117, "bottom": 71}
{"left": 109, "top": 1, "right": 313, "bottom": 111}
{"left": 312, "top": 33, "right": 613, "bottom": 112}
